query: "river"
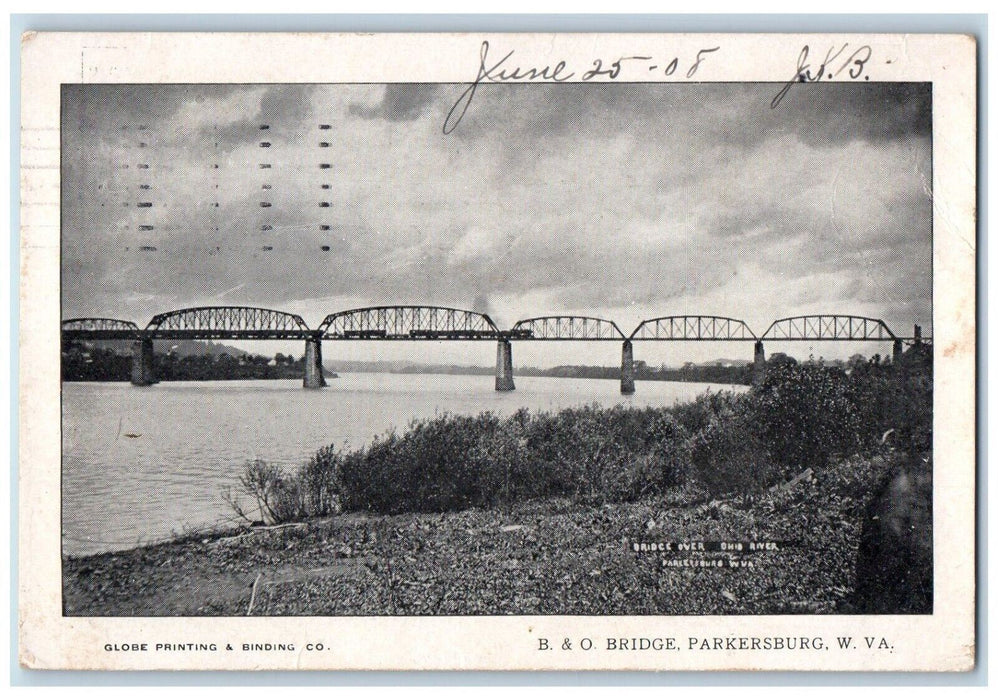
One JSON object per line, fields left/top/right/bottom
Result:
{"left": 62, "top": 373, "right": 743, "bottom": 556}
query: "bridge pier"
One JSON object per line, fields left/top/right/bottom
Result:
{"left": 495, "top": 338, "right": 515, "bottom": 391}
{"left": 892, "top": 339, "right": 904, "bottom": 366}
{"left": 752, "top": 340, "right": 766, "bottom": 384}
{"left": 130, "top": 338, "right": 157, "bottom": 386}
{"left": 620, "top": 340, "right": 635, "bottom": 395}
{"left": 303, "top": 336, "right": 327, "bottom": 389}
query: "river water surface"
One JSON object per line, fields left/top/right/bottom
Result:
{"left": 63, "top": 373, "right": 743, "bottom": 556}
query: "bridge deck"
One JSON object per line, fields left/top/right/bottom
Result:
{"left": 63, "top": 330, "right": 316, "bottom": 341}
{"left": 61, "top": 309, "right": 931, "bottom": 344}
{"left": 62, "top": 329, "right": 933, "bottom": 343}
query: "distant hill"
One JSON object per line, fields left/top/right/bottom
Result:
{"left": 88, "top": 338, "right": 252, "bottom": 358}
{"left": 325, "top": 359, "right": 753, "bottom": 385}
{"left": 332, "top": 358, "right": 753, "bottom": 373}
{"left": 155, "top": 339, "right": 256, "bottom": 358}
{"left": 698, "top": 358, "right": 752, "bottom": 368}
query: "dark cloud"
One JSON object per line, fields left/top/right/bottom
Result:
{"left": 62, "top": 84, "right": 321, "bottom": 169}
{"left": 200, "top": 84, "right": 318, "bottom": 152}
{"left": 447, "top": 82, "right": 930, "bottom": 150}
{"left": 61, "top": 83, "right": 932, "bottom": 345}
{"left": 775, "top": 83, "right": 931, "bottom": 146}
{"left": 704, "top": 207, "right": 804, "bottom": 241}
{"left": 63, "top": 84, "right": 206, "bottom": 133}
{"left": 348, "top": 84, "right": 439, "bottom": 122}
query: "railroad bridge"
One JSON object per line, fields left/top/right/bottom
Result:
{"left": 62, "top": 306, "right": 927, "bottom": 392}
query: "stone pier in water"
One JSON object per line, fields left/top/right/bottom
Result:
{"left": 303, "top": 336, "right": 327, "bottom": 389}
{"left": 130, "top": 338, "right": 157, "bottom": 386}
{"left": 752, "top": 340, "right": 767, "bottom": 384}
{"left": 495, "top": 338, "right": 515, "bottom": 391}
{"left": 620, "top": 340, "right": 635, "bottom": 395}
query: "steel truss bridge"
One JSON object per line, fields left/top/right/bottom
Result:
{"left": 760, "top": 315, "right": 898, "bottom": 342}
{"left": 60, "top": 306, "right": 925, "bottom": 343}
{"left": 630, "top": 315, "right": 757, "bottom": 341}
{"left": 61, "top": 305, "right": 929, "bottom": 391}
{"left": 511, "top": 316, "right": 625, "bottom": 341}
{"left": 146, "top": 306, "right": 311, "bottom": 340}
{"left": 318, "top": 306, "right": 501, "bottom": 340}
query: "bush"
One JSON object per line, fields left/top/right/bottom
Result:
{"left": 299, "top": 445, "right": 344, "bottom": 516}
{"left": 751, "top": 362, "right": 861, "bottom": 473}
{"left": 671, "top": 391, "right": 736, "bottom": 436}
{"left": 228, "top": 459, "right": 305, "bottom": 525}
{"left": 607, "top": 413, "right": 692, "bottom": 500}
{"left": 335, "top": 413, "right": 511, "bottom": 514}
{"left": 305, "top": 405, "right": 700, "bottom": 515}
{"left": 689, "top": 402, "right": 776, "bottom": 500}
{"left": 748, "top": 355, "right": 933, "bottom": 476}
{"left": 226, "top": 447, "right": 347, "bottom": 525}
{"left": 223, "top": 356, "right": 932, "bottom": 522}
{"left": 887, "top": 371, "right": 933, "bottom": 453}
{"left": 842, "top": 357, "right": 893, "bottom": 449}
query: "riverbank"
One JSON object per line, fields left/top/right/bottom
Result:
{"left": 64, "top": 354, "right": 932, "bottom": 614}
{"left": 62, "top": 375, "right": 727, "bottom": 557}
{"left": 63, "top": 452, "right": 896, "bottom": 616}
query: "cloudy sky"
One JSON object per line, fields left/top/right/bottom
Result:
{"left": 62, "top": 82, "right": 931, "bottom": 365}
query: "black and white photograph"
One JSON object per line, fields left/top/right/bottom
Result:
{"left": 19, "top": 32, "right": 975, "bottom": 671}
{"left": 58, "top": 76, "right": 935, "bottom": 617}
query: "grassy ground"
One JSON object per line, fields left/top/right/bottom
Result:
{"left": 63, "top": 452, "right": 895, "bottom": 616}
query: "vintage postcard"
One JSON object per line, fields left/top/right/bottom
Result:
{"left": 19, "top": 32, "right": 976, "bottom": 671}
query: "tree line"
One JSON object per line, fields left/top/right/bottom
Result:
{"left": 61, "top": 341, "right": 309, "bottom": 382}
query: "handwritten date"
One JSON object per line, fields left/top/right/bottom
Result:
{"left": 444, "top": 41, "right": 721, "bottom": 134}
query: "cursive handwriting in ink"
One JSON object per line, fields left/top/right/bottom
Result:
{"left": 686, "top": 46, "right": 721, "bottom": 78}
{"left": 444, "top": 42, "right": 723, "bottom": 134}
{"left": 771, "top": 44, "right": 874, "bottom": 108}
{"left": 844, "top": 45, "right": 873, "bottom": 78}
{"left": 443, "top": 41, "right": 575, "bottom": 135}
{"left": 581, "top": 56, "right": 652, "bottom": 81}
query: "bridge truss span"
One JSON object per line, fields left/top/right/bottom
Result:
{"left": 318, "top": 306, "right": 501, "bottom": 340}
{"left": 61, "top": 317, "right": 142, "bottom": 340}
{"left": 511, "top": 316, "right": 625, "bottom": 340}
{"left": 629, "top": 316, "right": 757, "bottom": 341}
{"left": 145, "top": 306, "right": 312, "bottom": 339}
{"left": 761, "top": 315, "right": 897, "bottom": 341}
{"left": 62, "top": 318, "right": 140, "bottom": 332}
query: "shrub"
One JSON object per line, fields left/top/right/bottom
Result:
{"left": 608, "top": 427, "right": 692, "bottom": 502}
{"left": 469, "top": 415, "right": 539, "bottom": 506}
{"left": 299, "top": 445, "right": 344, "bottom": 516}
{"left": 671, "top": 391, "right": 736, "bottom": 436}
{"left": 690, "top": 404, "right": 776, "bottom": 500}
{"left": 626, "top": 412, "right": 693, "bottom": 496}
{"left": 842, "top": 357, "right": 894, "bottom": 449}
{"left": 751, "top": 362, "right": 861, "bottom": 473}
{"left": 552, "top": 405, "right": 626, "bottom": 504}
{"left": 222, "top": 357, "right": 931, "bottom": 523}
{"left": 305, "top": 404, "right": 701, "bottom": 515}
{"left": 886, "top": 371, "right": 933, "bottom": 453}
{"left": 225, "top": 447, "right": 347, "bottom": 525}
{"left": 228, "top": 459, "right": 305, "bottom": 524}
{"left": 335, "top": 413, "right": 510, "bottom": 514}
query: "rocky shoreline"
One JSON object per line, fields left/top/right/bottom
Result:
{"left": 63, "top": 453, "right": 908, "bottom": 617}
